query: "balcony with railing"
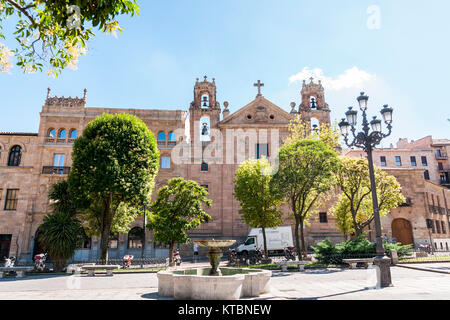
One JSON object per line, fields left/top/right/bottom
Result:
{"left": 42, "top": 166, "right": 71, "bottom": 175}
{"left": 435, "top": 149, "right": 448, "bottom": 160}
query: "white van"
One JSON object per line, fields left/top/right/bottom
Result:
{"left": 235, "top": 226, "right": 294, "bottom": 256}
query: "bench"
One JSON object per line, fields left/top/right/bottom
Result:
{"left": 81, "top": 265, "right": 120, "bottom": 276}
{"left": 277, "top": 261, "right": 309, "bottom": 272}
{"left": 342, "top": 258, "right": 374, "bottom": 269}
{"left": 67, "top": 263, "right": 95, "bottom": 274}
{"left": 0, "top": 267, "right": 34, "bottom": 278}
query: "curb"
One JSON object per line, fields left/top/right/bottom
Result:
{"left": 395, "top": 264, "right": 450, "bottom": 275}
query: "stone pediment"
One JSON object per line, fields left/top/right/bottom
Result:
{"left": 218, "top": 96, "right": 294, "bottom": 127}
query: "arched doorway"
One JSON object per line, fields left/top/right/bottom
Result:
{"left": 391, "top": 218, "right": 414, "bottom": 245}
{"left": 32, "top": 229, "right": 45, "bottom": 259}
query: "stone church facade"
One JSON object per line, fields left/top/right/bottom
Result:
{"left": 0, "top": 76, "right": 448, "bottom": 263}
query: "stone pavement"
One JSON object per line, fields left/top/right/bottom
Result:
{"left": 0, "top": 264, "right": 449, "bottom": 300}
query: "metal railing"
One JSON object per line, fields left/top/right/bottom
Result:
{"left": 42, "top": 166, "right": 71, "bottom": 175}
{"left": 397, "top": 250, "right": 450, "bottom": 263}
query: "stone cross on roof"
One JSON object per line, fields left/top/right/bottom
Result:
{"left": 254, "top": 80, "right": 264, "bottom": 97}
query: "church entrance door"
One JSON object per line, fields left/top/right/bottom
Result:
{"left": 391, "top": 219, "right": 414, "bottom": 245}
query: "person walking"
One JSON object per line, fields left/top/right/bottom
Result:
{"left": 193, "top": 242, "right": 199, "bottom": 263}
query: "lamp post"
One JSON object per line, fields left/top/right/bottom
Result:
{"left": 338, "top": 92, "right": 394, "bottom": 287}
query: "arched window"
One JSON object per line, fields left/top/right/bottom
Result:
{"left": 311, "top": 118, "right": 320, "bottom": 135}
{"left": 58, "top": 129, "right": 67, "bottom": 139}
{"left": 200, "top": 116, "right": 211, "bottom": 142}
{"left": 157, "top": 132, "right": 166, "bottom": 143}
{"left": 201, "top": 94, "right": 210, "bottom": 108}
{"left": 70, "top": 130, "right": 77, "bottom": 139}
{"left": 128, "top": 227, "right": 144, "bottom": 249}
{"left": 48, "top": 129, "right": 56, "bottom": 138}
{"left": 310, "top": 96, "right": 318, "bottom": 110}
{"left": 108, "top": 233, "right": 119, "bottom": 249}
{"left": 8, "top": 145, "right": 22, "bottom": 166}
{"left": 168, "top": 132, "right": 176, "bottom": 141}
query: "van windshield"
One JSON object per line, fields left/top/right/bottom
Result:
{"left": 245, "top": 238, "right": 255, "bottom": 245}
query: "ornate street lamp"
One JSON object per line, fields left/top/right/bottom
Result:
{"left": 338, "top": 92, "right": 394, "bottom": 288}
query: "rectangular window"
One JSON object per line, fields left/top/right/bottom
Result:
{"left": 410, "top": 156, "right": 417, "bottom": 167}
{"left": 319, "top": 212, "right": 328, "bottom": 223}
{"left": 438, "top": 162, "right": 444, "bottom": 170}
{"left": 424, "top": 170, "right": 430, "bottom": 180}
{"left": 421, "top": 156, "right": 428, "bottom": 166}
{"left": 201, "top": 185, "right": 209, "bottom": 192}
{"left": 395, "top": 156, "right": 402, "bottom": 166}
{"left": 436, "top": 220, "right": 441, "bottom": 234}
{"left": 53, "top": 154, "right": 65, "bottom": 167}
{"left": 431, "top": 219, "right": 436, "bottom": 233}
{"left": 161, "top": 157, "right": 171, "bottom": 169}
{"left": 380, "top": 156, "right": 387, "bottom": 167}
{"left": 442, "top": 221, "right": 446, "bottom": 234}
{"left": 255, "top": 144, "right": 269, "bottom": 159}
{"left": 4, "top": 189, "right": 19, "bottom": 211}
{"left": 201, "top": 162, "right": 208, "bottom": 172}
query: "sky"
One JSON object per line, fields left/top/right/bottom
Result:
{"left": 0, "top": 0, "right": 449, "bottom": 147}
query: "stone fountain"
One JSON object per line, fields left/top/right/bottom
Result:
{"left": 157, "top": 239, "right": 271, "bottom": 300}
{"left": 194, "top": 239, "right": 236, "bottom": 276}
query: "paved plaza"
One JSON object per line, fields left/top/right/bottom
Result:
{"left": 0, "top": 263, "right": 449, "bottom": 300}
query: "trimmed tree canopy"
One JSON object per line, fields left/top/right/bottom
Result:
{"left": 148, "top": 178, "right": 211, "bottom": 265}
{"left": 68, "top": 113, "right": 159, "bottom": 263}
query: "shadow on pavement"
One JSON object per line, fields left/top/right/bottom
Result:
{"left": 298, "top": 288, "right": 370, "bottom": 300}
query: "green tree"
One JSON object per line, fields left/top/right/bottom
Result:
{"left": 147, "top": 178, "right": 212, "bottom": 266}
{"left": 38, "top": 180, "right": 84, "bottom": 271}
{"left": 332, "top": 157, "right": 406, "bottom": 237}
{"left": 284, "top": 116, "right": 341, "bottom": 150}
{"left": 271, "top": 139, "right": 339, "bottom": 259}
{"left": 234, "top": 158, "right": 284, "bottom": 259}
{"left": 68, "top": 113, "right": 159, "bottom": 264}
{"left": 0, "top": 0, "right": 139, "bottom": 75}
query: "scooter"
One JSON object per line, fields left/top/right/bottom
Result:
{"left": 34, "top": 253, "right": 47, "bottom": 272}
{"left": 173, "top": 249, "right": 181, "bottom": 266}
{"left": 122, "top": 254, "right": 134, "bottom": 269}
{"left": 284, "top": 246, "right": 296, "bottom": 261}
{"left": 3, "top": 256, "right": 15, "bottom": 268}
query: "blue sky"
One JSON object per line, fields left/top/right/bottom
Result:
{"left": 1, "top": 0, "right": 449, "bottom": 146}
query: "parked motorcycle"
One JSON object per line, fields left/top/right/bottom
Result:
{"left": 248, "top": 248, "right": 264, "bottom": 265}
{"left": 122, "top": 254, "right": 134, "bottom": 269}
{"left": 34, "top": 253, "right": 47, "bottom": 272}
{"left": 284, "top": 246, "right": 296, "bottom": 261}
{"left": 173, "top": 249, "right": 181, "bottom": 266}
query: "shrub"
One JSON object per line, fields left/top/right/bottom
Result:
{"left": 312, "top": 235, "right": 413, "bottom": 265}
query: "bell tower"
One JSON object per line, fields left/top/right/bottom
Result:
{"left": 297, "top": 77, "right": 331, "bottom": 127}
{"left": 189, "top": 76, "right": 221, "bottom": 141}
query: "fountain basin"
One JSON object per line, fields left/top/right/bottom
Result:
{"left": 157, "top": 267, "right": 271, "bottom": 300}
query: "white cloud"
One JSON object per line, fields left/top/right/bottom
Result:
{"left": 289, "top": 67, "right": 376, "bottom": 91}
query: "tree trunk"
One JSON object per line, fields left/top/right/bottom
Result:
{"left": 169, "top": 241, "right": 175, "bottom": 267}
{"left": 99, "top": 194, "right": 113, "bottom": 265}
{"left": 299, "top": 220, "right": 307, "bottom": 260}
{"left": 261, "top": 226, "right": 268, "bottom": 260}
{"left": 294, "top": 220, "right": 301, "bottom": 261}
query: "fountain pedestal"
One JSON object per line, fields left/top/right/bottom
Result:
{"left": 207, "top": 247, "right": 223, "bottom": 276}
